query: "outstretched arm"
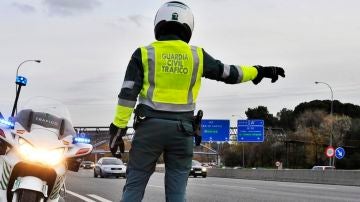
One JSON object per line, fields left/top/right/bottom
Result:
{"left": 202, "top": 49, "right": 285, "bottom": 84}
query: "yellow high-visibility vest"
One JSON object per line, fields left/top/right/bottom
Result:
{"left": 140, "top": 40, "right": 203, "bottom": 111}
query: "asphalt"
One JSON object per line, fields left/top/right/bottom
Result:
{"left": 64, "top": 169, "right": 360, "bottom": 202}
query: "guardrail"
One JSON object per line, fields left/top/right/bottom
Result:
{"left": 207, "top": 168, "right": 360, "bottom": 186}
{"left": 154, "top": 165, "right": 360, "bottom": 186}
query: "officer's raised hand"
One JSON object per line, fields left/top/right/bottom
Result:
{"left": 109, "top": 123, "right": 127, "bottom": 158}
{"left": 252, "top": 65, "right": 285, "bottom": 85}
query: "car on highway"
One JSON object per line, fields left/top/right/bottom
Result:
{"left": 94, "top": 157, "right": 127, "bottom": 178}
{"left": 311, "top": 166, "right": 336, "bottom": 171}
{"left": 189, "top": 160, "right": 207, "bottom": 178}
{"left": 81, "top": 161, "right": 95, "bottom": 169}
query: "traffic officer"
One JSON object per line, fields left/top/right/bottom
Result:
{"left": 109, "top": 1, "right": 285, "bottom": 202}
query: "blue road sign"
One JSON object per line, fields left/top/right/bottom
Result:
{"left": 201, "top": 119, "right": 230, "bottom": 142}
{"left": 237, "top": 119, "right": 264, "bottom": 142}
{"left": 335, "top": 147, "right": 345, "bottom": 159}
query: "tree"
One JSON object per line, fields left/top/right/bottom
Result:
{"left": 320, "top": 115, "right": 351, "bottom": 147}
{"left": 294, "top": 100, "right": 360, "bottom": 119}
{"left": 294, "top": 110, "right": 328, "bottom": 166}
{"left": 347, "top": 118, "right": 360, "bottom": 141}
{"left": 223, "top": 147, "right": 242, "bottom": 167}
{"left": 277, "top": 108, "right": 295, "bottom": 131}
{"left": 245, "top": 106, "right": 278, "bottom": 127}
{"left": 292, "top": 110, "right": 353, "bottom": 167}
{"left": 231, "top": 101, "right": 360, "bottom": 169}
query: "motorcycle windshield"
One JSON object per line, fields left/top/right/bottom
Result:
{"left": 15, "top": 97, "right": 76, "bottom": 138}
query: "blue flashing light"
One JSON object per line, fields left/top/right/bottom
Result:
{"left": 0, "top": 118, "right": 14, "bottom": 128}
{"left": 73, "top": 137, "right": 91, "bottom": 144}
{"left": 16, "top": 76, "right": 27, "bottom": 86}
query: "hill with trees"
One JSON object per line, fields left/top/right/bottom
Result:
{"left": 219, "top": 100, "right": 360, "bottom": 169}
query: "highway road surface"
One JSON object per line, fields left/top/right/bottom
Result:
{"left": 64, "top": 169, "right": 360, "bottom": 202}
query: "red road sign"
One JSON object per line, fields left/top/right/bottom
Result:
{"left": 325, "top": 146, "right": 335, "bottom": 158}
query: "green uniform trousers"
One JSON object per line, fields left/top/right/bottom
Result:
{"left": 121, "top": 118, "right": 194, "bottom": 202}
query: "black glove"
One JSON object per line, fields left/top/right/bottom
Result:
{"left": 194, "top": 135, "right": 202, "bottom": 146}
{"left": 109, "top": 123, "right": 127, "bottom": 158}
{"left": 252, "top": 65, "right": 285, "bottom": 85}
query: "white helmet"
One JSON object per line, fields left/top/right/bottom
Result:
{"left": 154, "top": 1, "right": 194, "bottom": 42}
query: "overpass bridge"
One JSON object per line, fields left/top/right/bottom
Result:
{"left": 74, "top": 126, "right": 220, "bottom": 163}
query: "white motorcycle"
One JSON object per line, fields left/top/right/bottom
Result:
{"left": 0, "top": 97, "right": 93, "bottom": 201}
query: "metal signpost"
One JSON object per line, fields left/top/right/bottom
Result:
{"left": 201, "top": 119, "right": 230, "bottom": 142}
{"left": 237, "top": 120, "right": 264, "bottom": 142}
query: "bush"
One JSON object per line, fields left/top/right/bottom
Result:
{"left": 223, "top": 150, "right": 242, "bottom": 167}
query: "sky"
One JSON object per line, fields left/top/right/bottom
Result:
{"left": 1, "top": 0, "right": 359, "bottom": 126}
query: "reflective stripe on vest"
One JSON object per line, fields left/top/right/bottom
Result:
{"left": 139, "top": 40, "right": 203, "bottom": 112}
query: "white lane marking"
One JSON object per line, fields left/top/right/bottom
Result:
{"left": 148, "top": 185, "right": 164, "bottom": 189}
{"left": 66, "top": 190, "right": 96, "bottom": 202}
{"left": 87, "top": 194, "right": 113, "bottom": 202}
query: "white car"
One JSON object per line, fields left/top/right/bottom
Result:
{"left": 94, "top": 157, "right": 127, "bottom": 178}
{"left": 312, "top": 166, "right": 336, "bottom": 171}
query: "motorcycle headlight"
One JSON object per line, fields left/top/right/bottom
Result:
{"left": 47, "top": 148, "right": 65, "bottom": 166}
{"left": 18, "top": 137, "right": 65, "bottom": 166}
{"left": 18, "top": 137, "right": 35, "bottom": 158}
